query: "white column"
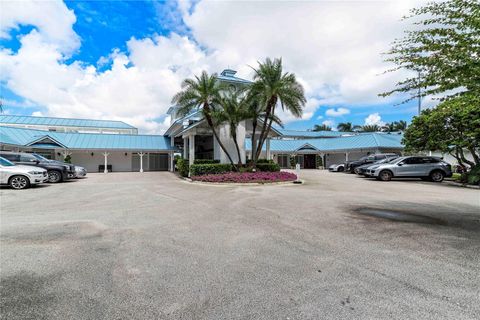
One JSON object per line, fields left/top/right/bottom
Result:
{"left": 266, "top": 138, "right": 271, "bottom": 160}
{"left": 138, "top": 152, "right": 145, "bottom": 173}
{"left": 183, "top": 137, "right": 188, "bottom": 159}
{"left": 170, "top": 152, "right": 174, "bottom": 172}
{"left": 170, "top": 136, "right": 175, "bottom": 147}
{"left": 345, "top": 152, "right": 349, "bottom": 162}
{"left": 189, "top": 134, "right": 195, "bottom": 166}
{"left": 102, "top": 152, "right": 110, "bottom": 173}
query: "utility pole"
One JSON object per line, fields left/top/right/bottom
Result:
{"left": 417, "top": 71, "right": 422, "bottom": 116}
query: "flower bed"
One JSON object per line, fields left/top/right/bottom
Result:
{"left": 191, "top": 171, "right": 297, "bottom": 183}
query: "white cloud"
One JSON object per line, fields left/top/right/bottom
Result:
{"left": 326, "top": 107, "right": 350, "bottom": 117}
{"left": 316, "top": 115, "right": 323, "bottom": 120}
{"left": 1, "top": 0, "right": 426, "bottom": 132}
{"left": 364, "top": 113, "right": 385, "bottom": 126}
{"left": 322, "top": 120, "right": 335, "bottom": 128}
{"left": 0, "top": 0, "right": 79, "bottom": 54}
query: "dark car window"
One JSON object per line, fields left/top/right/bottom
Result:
{"left": 404, "top": 157, "right": 423, "bottom": 164}
{"left": 374, "top": 155, "right": 386, "bottom": 160}
{"left": 19, "top": 154, "right": 38, "bottom": 162}
{"left": 421, "top": 157, "right": 440, "bottom": 163}
{"left": 0, "top": 153, "right": 20, "bottom": 161}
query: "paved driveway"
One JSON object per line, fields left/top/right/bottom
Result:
{"left": 1, "top": 171, "right": 479, "bottom": 319}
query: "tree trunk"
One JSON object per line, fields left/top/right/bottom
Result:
{"left": 255, "top": 108, "right": 276, "bottom": 162}
{"left": 458, "top": 147, "right": 475, "bottom": 167}
{"left": 254, "top": 96, "right": 277, "bottom": 165}
{"left": 231, "top": 130, "right": 243, "bottom": 167}
{"left": 467, "top": 146, "right": 480, "bottom": 166}
{"left": 203, "top": 104, "right": 237, "bottom": 169}
{"left": 251, "top": 119, "right": 257, "bottom": 169}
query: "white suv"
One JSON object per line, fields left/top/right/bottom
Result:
{"left": 0, "top": 156, "right": 48, "bottom": 189}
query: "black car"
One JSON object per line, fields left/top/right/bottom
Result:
{"left": 0, "top": 151, "right": 74, "bottom": 183}
{"left": 344, "top": 153, "right": 398, "bottom": 173}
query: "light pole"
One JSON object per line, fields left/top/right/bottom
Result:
{"left": 417, "top": 71, "right": 422, "bottom": 116}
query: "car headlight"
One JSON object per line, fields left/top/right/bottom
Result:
{"left": 28, "top": 171, "right": 44, "bottom": 175}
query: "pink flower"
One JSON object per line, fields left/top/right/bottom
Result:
{"left": 191, "top": 171, "right": 297, "bottom": 183}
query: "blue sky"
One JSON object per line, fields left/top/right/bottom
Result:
{"left": 0, "top": 0, "right": 422, "bottom": 133}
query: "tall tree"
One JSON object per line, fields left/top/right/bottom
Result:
{"left": 403, "top": 93, "right": 480, "bottom": 167}
{"left": 361, "top": 124, "right": 380, "bottom": 132}
{"left": 213, "top": 87, "right": 249, "bottom": 166}
{"left": 337, "top": 122, "right": 353, "bottom": 132}
{"left": 171, "top": 71, "right": 236, "bottom": 167}
{"left": 250, "top": 58, "right": 306, "bottom": 164}
{"left": 313, "top": 124, "right": 332, "bottom": 131}
{"left": 395, "top": 120, "right": 408, "bottom": 131}
{"left": 381, "top": 0, "right": 480, "bottom": 103}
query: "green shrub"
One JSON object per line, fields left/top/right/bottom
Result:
{"left": 257, "top": 159, "right": 273, "bottom": 164}
{"left": 176, "top": 158, "right": 189, "bottom": 177}
{"left": 316, "top": 155, "right": 323, "bottom": 168}
{"left": 256, "top": 162, "right": 280, "bottom": 172}
{"left": 467, "top": 165, "right": 480, "bottom": 185}
{"left": 190, "top": 163, "right": 233, "bottom": 176}
{"left": 289, "top": 156, "right": 296, "bottom": 169}
{"left": 193, "top": 159, "right": 220, "bottom": 164}
{"left": 64, "top": 155, "right": 72, "bottom": 164}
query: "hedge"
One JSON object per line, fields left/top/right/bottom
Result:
{"left": 256, "top": 162, "right": 280, "bottom": 172}
{"left": 193, "top": 159, "right": 220, "bottom": 164}
{"left": 176, "top": 158, "right": 189, "bottom": 177}
{"left": 190, "top": 163, "right": 233, "bottom": 176}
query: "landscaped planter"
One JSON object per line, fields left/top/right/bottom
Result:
{"left": 191, "top": 171, "right": 297, "bottom": 183}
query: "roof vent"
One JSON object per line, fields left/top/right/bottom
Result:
{"left": 220, "top": 69, "right": 237, "bottom": 77}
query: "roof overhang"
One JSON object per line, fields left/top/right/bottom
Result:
{"left": 26, "top": 135, "right": 67, "bottom": 149}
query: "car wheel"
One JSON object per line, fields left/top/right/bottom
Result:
{"left": 9, "top": 175, "right": 30, "bottom": 190}
{"left": 338, "top": 167, "right": 344, "bottom": 172}
{"left": 48, "top": 170, "right": 62, "bottom": 183}
{"left": 379, "top": 170, "right": 393, "bottom": 181}
{"left": 430, "top": 170, "right": 445, "bottom": 182}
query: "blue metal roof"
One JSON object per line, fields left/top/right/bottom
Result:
{"left": 0, "top": 115, "right": 137, "bottom": 129}
{"left": 0, "top": 126, "right": 175, "bottom": 151}
{"left": 246, "top": 133, "right": 404, "bottom": 152}
{"left": 278, "top": 129, "right": 345, "bottom": 138}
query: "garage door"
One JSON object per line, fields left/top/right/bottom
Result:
{"left": 148, "top": 153, "right": 169, "bottom": 171}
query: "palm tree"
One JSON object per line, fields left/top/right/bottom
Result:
{"left": 171, "top": 71, "right": 236, "bottom": 167}
{"left": 395, "top": 120, "right": 408, "bottom": 131}
{"left": 313, "top": 124, "right": 332, "bottom": 131}
{"left": 382, "top": 122, "right": 396, "bottom": 132}
{"left": 250, "top": 58, "right": 306, "bottom": 163}
{"left": 337, "top": 122, "right": 353, "bottom": 132}
{"left": 361, "top": 124, "right": 381, "bottom": 132}
{"left": 213, "top": 87, "right": 249, "bottom": 166}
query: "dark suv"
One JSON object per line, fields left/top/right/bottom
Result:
{"left": 0, "top": 152, "right": 74, "bottom": 183}
{"left": 344, "top": 153, "right": 399, "bottom": 173}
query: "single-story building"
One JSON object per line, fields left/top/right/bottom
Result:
{"left": 0, "top": 125, "right": 176, "bottom": 172}
{"left": 246, "top": 132, "right": 404, "bottom": 168}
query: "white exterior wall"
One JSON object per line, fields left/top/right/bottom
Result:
{"left": 62, "top": 151, "right": 133, "bottom": 172}
{"left": 215, "top": 122, "right": 246, "bottom": 164}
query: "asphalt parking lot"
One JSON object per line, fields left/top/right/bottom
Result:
{"left": 1, "top": 170, "right": 479, "bottom": 320}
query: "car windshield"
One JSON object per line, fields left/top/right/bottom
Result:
{"left": 0, "top": 156, "right": 15, "bottom": 167}
{"left": 390, "top": 157, "right": 406, "bottom": 164}
{"left": 32, "top": 154, "right": 50, "bottom": 161}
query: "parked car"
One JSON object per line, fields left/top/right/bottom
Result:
{"left": 0, "top": 156, "right": 48, "bottom": 189}
{"left": 368, "top": 156, "right": 452, "bottom": 182}
{"left": 355, "top": 156, "right": 399, "bottom": 176}
{"left": 0, "top": 151, "right": 74, "bottom": 183}
{"left": 345, "top": 153, "right": 399, "bottom": 173}
{"left": 30, "top": 153, "right": 86, "bottom": 178}
{"left": 74, "top": 166, "right": 87, "bottom": 178}
{"left": 328, "top": 163, "right": 345, "bottom": 172}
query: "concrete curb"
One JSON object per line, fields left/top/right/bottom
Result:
{"left": 443, "top": 180, "right": 480, "bottom": 189}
